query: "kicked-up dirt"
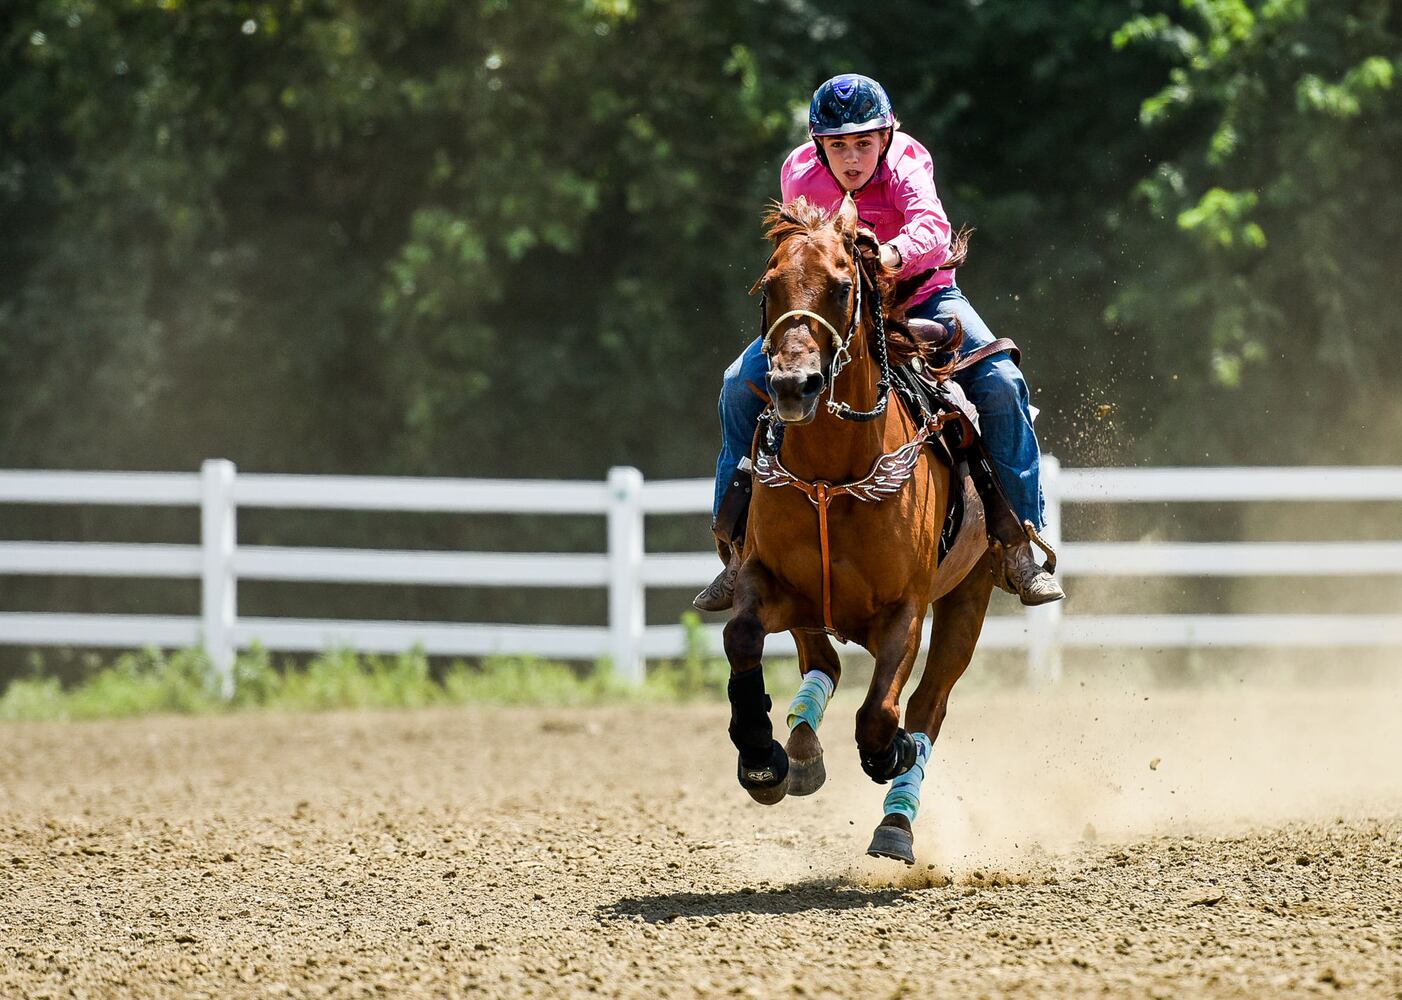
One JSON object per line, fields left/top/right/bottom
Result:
{"left": 1, "top": 682, "right": 1400, "bottom": 998}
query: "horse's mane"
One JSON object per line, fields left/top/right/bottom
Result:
{"left": 761, "top": 198, "right": 970, "bottom": 372}
{"left": 762, "top": 197, "right": 833, "bottom": 246}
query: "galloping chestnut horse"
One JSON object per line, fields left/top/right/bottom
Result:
{"left": 724, "top": 193, "right": 996, "bottom": 863}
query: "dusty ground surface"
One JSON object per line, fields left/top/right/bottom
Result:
{"left": 2, "top": 683, "right": 1401, "bottom": 998}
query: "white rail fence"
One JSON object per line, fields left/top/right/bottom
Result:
{"left": 1, "top": 460, "right": 1400, "bottom": 695}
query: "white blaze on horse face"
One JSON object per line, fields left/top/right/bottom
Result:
{"left": 768, "top": 324, "right": 824, "bottom": 424}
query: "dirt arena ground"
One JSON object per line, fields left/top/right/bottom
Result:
{"left": 3, "top": 681, "right": 1400, "bottom": 998}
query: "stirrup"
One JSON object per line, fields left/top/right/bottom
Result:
{"left": 991, "top": 532, "right": 1062, "bottom": 601}
{"left": 1022, "top": 520, "right": 1058, "bottom": 575}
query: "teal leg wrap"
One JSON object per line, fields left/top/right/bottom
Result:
{"left": 785, "top": 670, "right": 834, "bottom": 733}
{"left": 882, "top": 732, "right": 933, "bottom": 822}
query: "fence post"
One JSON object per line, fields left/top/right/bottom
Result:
{"left": 200, "top": 459, "right": 238, "bottom": 698}
{"left": 1025, "top": 454, "right": 1064, "bottom": 684}
{"left": 607, "top": 466, "right": 645, "bottom": 685}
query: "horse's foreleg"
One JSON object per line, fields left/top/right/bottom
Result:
{"left": 723, "top": 564, "right": 790, "bottom": 805}
{"left": 869, "top": 555, "right": 996, "bottom": 865}
{"left": 784, "top": 632, "right": 840, "bottom": 796}
{"left": 854, "top": 604, "right": 925, "bottom": 785}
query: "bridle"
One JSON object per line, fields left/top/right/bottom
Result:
{"left": 751, "top": 235, "right": 934, "bottom": 640}
{"left": 760, "top": 278, "right": 858, "bottom": 378}
{"left": 757, "top": 243, "right": 891, "bottom": 425}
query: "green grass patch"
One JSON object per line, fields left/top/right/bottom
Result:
{"left": 0, "top": 613, "right": 740, "bottom": 721}
{"left": 0, "top": 648, "right": 223, "bottom": 721}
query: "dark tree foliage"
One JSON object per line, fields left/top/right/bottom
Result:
{"left": 5, "top": 0, "right": 1397, "bottom": 478}
{"left": 0, "top": 0, "right": 1398, "bottom": 647}
{"left": 1, "top": 0, "right": 811, "bottom": 478}
{"left": 1110, "top": 0, "right": 1402, "bottom": 461}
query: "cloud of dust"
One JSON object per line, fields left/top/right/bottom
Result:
{"left": 728, "top": 675, "right": 1402, "bottom": 885}
{"left": 919, "top": 679, "right": 1402, "bottom": 866}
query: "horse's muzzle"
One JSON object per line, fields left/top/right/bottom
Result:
{"left": 769, "top": 370, "right": 824, "bottom": 424}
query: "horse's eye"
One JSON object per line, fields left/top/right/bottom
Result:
{"left": 834, "top": 280, "right": 853, "bottom": 299}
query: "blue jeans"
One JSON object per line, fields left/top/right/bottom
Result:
{"left": 713, "top": 284, "right": 1046, "bottom": 529}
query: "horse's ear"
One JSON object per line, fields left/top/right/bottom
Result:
{"left": 836, "top": 193, "right": 859, "bottom": 233}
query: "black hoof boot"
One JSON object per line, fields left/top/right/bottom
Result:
{"left": 737, "top": 740, "right": 789, "bottom": 805}
{"left": 859, "top": 728, "right": 918, "bottom": 785}
{"left": 867, "top": 819, "right": 915, "bottom": 865}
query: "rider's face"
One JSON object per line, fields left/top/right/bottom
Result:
{"left": 818, "top": 131, "right": 887, "bottom": 191}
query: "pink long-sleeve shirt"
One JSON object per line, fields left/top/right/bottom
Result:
{"left": 779, "top": 132, "right": 955, "bottom": 306}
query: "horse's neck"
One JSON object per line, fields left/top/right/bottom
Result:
{"left": 780, "top": 352, "right": 905, "bottom": 485}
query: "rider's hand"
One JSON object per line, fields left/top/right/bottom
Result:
{"left": 879, "top": 243, "right": 903, "bottom": 271}
{"left": 852, "top": 226, "right": 882, "bottom": 270}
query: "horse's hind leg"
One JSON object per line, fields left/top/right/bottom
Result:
{"left": 868, "top": 556, "right": 996, "bottom": 864}
{"left": 784, "top": 632, "right": 841, "bottom": 797}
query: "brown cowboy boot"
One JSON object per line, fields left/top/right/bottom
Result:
{"left": 966, "top": 450, "right": 1065, "bottom": 607}
{"left": 693, "top": 464, "right": 752, "bottom": 613}
{"left": 693, "top": 535, "right": 741, "bottom": 612}
{"left": 998, "top": 533, "right": 1065, "bottom": 606}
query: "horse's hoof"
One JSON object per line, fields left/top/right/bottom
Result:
{"left": 866, "top": 824, "right": 915, "bottom": 865}
{"left": 737, "top": 741, "right": 789, "bottom": 805}
{"left": 785, "top": 723, "right": 825, "bottom": 797}
{"left": 746, "top": 780, "right": 788, "bottom": 805}
{"left": 786, "top": 752, "right": 826, "bottom": 797}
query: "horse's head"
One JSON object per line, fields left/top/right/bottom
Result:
{"left": 753, "top": 194, "right": 874, "bottom": 425}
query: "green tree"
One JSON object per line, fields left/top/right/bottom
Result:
{"left": 0, "top": 0, "right": 820, "bottom": 480}
{"left": 1111, "top": 0, "right": 1402, "bottom": 460}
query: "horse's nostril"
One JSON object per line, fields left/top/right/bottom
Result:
{"left": 801, "top": 373, "right": 824, "bottom": 398}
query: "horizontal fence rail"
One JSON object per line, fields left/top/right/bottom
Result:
{"left": 232, "top": 474, "right": 614, "bottom": 514}
{"left": 1, "top": 461, "right": 1401, "bottom": 694}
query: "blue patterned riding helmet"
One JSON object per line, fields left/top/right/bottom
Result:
{"left": 808, "top": 74, "right": 895, "bottom": 137}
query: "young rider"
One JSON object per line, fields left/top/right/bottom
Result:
{"left": 695, "top": 73, "right": 1064, "bottom": 611}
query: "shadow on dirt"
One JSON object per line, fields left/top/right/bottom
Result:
{"left": 599, "top": 880, "right": 914, "bottom": 923}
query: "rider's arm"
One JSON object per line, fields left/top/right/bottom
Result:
{"left": 886, "top": 140, "right": 953, "bottom": 277}
{"left": 779, "top": 147, "right": 804, "bottom": 203}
